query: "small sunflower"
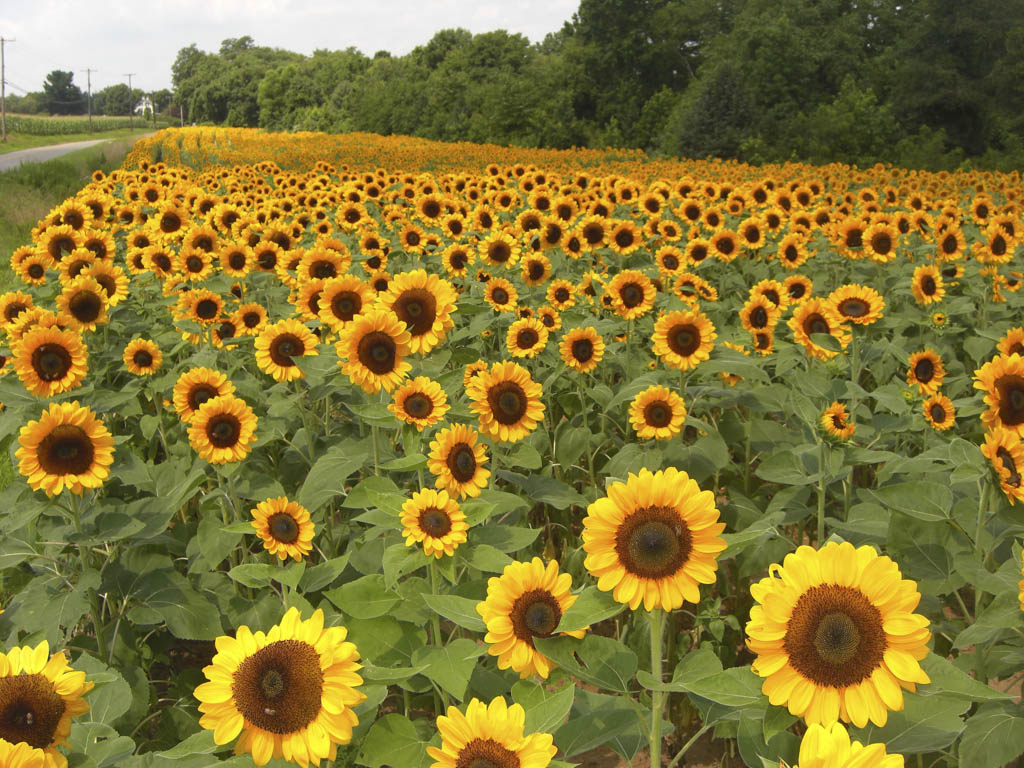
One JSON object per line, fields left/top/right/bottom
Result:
{"left": 122, "top": 338, "right": 162, "bottom": 376}
{"left": 629, "top": 385, "right": 686, "bottom": 440}
{"left": 790, "top": 299, "right": 850, "bottom": 361}
{"left": 173, "top": 367, "right": 237, "bottom": 423}
{"left": 378, "top": 270, "right": 458, "bottom": 355}
{"left": 427, "top": 697, "right": 556, "bottom": 768}
{"left": 255, "top": 319, "right": 319, "bottom": 383}
{"left": 974, "top": 353, "right": 1024, "bottom": 435}
{"left": 790, "top": 722, "right": 905, "bottom": 768}
{"left": 906, "top": 349, "right": 945, "bottom": 397}
{"left": 388, "top": 376, "right": 450, "bottom": 431}
{"left": 785, "top": 274, "right": 814, "bottom": 303}
{"left": 922, "top": 393, "right": 955, "bottom": 431}
{"left": 427, "top": 424, "right": 491, "bottom": 499}
{"left": 546, "top": 279, "right": 576, "bottom": 311}
{"left": 821, "top": 402, "right": 855, "bottom": 440}
{"left": 466, "top": 361, "right": 545, "bottom": 443}
{"left": 506, "top": 318, "right": 549, "bottom": 359}
{"left": 582, "top": 467, "right": 727, "bottom": 611}
{"left": 0, "top": 291, "right": 36, "bottom": 330}
{"left": 740, "top": 295, "right": 781, "bottom": 334}
{"left": 188, "top": 394, "right": 258, "bottom": 465}
{"left": 484, "top": 278, "right": 518, "bottom": 313}
{"left": 250, "top": 497, "right": 315, "bottom": 561}
{"left": 479, "top": 231, "right": 521, "bottom": 269}
{"left": 911, "top": 264, "right": 945, "bottom": 305}
{"left": 651, "top": 310, "right": 716, "bottom": 371}
{"left": 463, "top": 360, "right": 490, "bottom": 389}
{"left": 16, "top": 254, "right": 50, "bottom": 287}
{"left": 12, "top": 327, "right": 88, "bottom": 398}
{"left": 234, "top": 303, "right": 269, "bottom": 336}
{"left": 56, "top": 276, "right": 108, "bottom": 332}
{"left": 476, "top": 558, "right": 587, "bottom": 679}
{"left": 195, "top": 607, "right": 365, "bottom": 768}
{"left": 16, "top": 401, "right": 114, "bottom": 496}
{"left": 607, "top": 270, "right": 656, "bottom": 320}
{"left": 981, "top": 427, "right": 1024, "bottom": 505}
{"left": 336, "top": 308, "right": 412, "bottom": 394}
{"left": 400, "top": 488, "right": 468, "bottom": 558}
{"left": 559, "top": 327, "right": 605, "bottom": 374}
{"left": 219, "top": 242, "right": 255, "bottom": 278}
{"left": 0, "top": 640, "right": 94, "bottom": 768}
{"left": 829, "top": 284, "right": 885, "bottom": 325}
{"left": 746, "top": 541, "right": 931, "bottom": 728}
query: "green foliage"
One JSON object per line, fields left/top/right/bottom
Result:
{"left": 42, "top": 70, "right": 86, "bottom": 115}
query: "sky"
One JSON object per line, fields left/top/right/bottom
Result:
{"left": 0, "top": 0, "right": 579, "bottom": 98}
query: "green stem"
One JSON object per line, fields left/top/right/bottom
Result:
{"left": 428, "top": 559, "right": 450, "bottom": 712}
{"left": 648, "top": 609, "right": 665, "bottom": 768}
{"left": 817, "top": 439, "right": 827, "bottom": 545}
{"left": 372, "top": 424, "right": 380, "bottom": 475}
{"left": 666, "top": 724, "right": 712, "bottom": 768}
{"left": 70, "top": 493, "right": 108, "bottom": 661}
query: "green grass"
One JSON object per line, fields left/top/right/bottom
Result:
{"left": 0, "top": 126, "right": 159, "bottom": 155}
{"left": 0, "top": 137, "right": 140, "bottom": 290}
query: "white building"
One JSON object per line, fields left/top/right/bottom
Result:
{"left": 134, "top": 95, "right": 153, "bottom": 115}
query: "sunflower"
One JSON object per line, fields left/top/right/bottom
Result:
{"left": 336, "top": 309, "right": 412, "bottom": 394}
{"left": 651, "top": 309, "right": 716, "bottom": 371}
{"left": 582, "top": 467, "right": 726, "bottom": 611}
{"left": 821, "top": 402, "right": 855, "bottom": 440}
{"left": 173, "top": 367, "right": 237, "bottom": 424}
{"left": 981, "top": 428, "right": 1024, "bottom": 505}
{"left": 559, "top": 327, "right": 605, "bottom": 374}
{"left": 607, "top": 270, "right": 656, "bottom": 320}
{"left": 906, "top": 349, "right": 945, "bottom": 397}
{"left": 974, "top": 353, "right": 1024, "bottom": 436}
{"left": 911, "top": 264, "right": 945, "bottom": 305}
{"left": 143, "top": 244, "right": 175, "bottom": 278}
{"left": 785, "top": 274, "right": 813, "bottom": 303}
{"left": 506, "top": 318, "right": 549, "bottom": 359}
{"left": 828, "top": 284, "right": 884, "bottom": 325}
{"left": 476, "top": 558, "right": 587, "bottom": 679}
{"left": 427, "top": 696, "right": 556, "bottom": 768}
{"left": 16, "top": 254, "right": 50, "bottom": 287}
{"left": 427, "top": 424, "right": 491, "bottom": 499}
{"left": 746, "top": 541, "right": 931, "bottom": 728}
{"left": 629, "top": 386, "right": 686, "bottom": 440}
{"left": 441, "top": 244, "right": 473, "bottom": 277}
{"left": 479, "top": 231, "right": 521, "bottom": 269}
{"left": 234, "top": 303, "right": 269, "bottom": 336}
{"left": 998, "top": 328, "right": 1024, "bottom": 358}
{"left": 777, "top": 232, "right": 811, "bottom": 269}
{"left": 484, "top": 278, "right": 519, "bottom": 313}
{"left": 195, "top": 607, "right": 365, "bottom": 768}
{"left": 740, "top": 296, "right": 781, "bottom": 334}
{"left": 0, "top": 640, "right": 94, "bottom": 768}
{"left": 790, "top": 299, "right": 850, "bottom": 361}
{"left": 0, "top": 291, "right": 36, "bottom": 330}
{"left": 250, "top": 497, "right": 315, "bottom": 562}
{"left": 378, "top": 270, "right": 458, "bottom": 355}
{"left": 176, "top": 247, "right": 215, "bottom": 282}
{"left": 546, "top": 280, "right": 576, "bottom": 311}
{"left": 56, "top": 276, "right": 108, "bottom": 332}
{"left": 316, "top": 276, "right": 373, "bottom": 333}
{"left": 12, "top": 327, "right": 88, "bottom": 398}
{"left": 400, "top": 488, "right": 468, "bottom": 558}
{"left": 463, "top": 360, "right": 490, "bottom": 389}
{"left": 607, "top": 220, "right": 642, "bottom": 255}
{"left": 790, "top": 722, "right": 905, "bottom": 768}
{"left": 863, "top": 222, "right": 899, "bottom": 263}
{"left": 750, "top": 279, "right": 788, "bottom": 311}
{"left": 536, "top": 306, "right": 562, "bottom": 333}
{"left": 122, "top": 338, "right": 162, "bottom": 376}
{"left": 710, "top": 229, "right": 739, "bottom": 262}
{"left": 219, "top": 243, "right": 255, "bottom": 278}
{"left": 188, "top": 394, "right": 258, "bottom": 465}
{"left": 254, "top": 319, "right": 319, "bottom": 383}
{"left": 466, "top": 361, "right": 545, "bottom": 443}
{"left": 388, "top": 377, "right": 450, "bottom": 431}
{"left": 16, "top": 401, "right": 114, "bottom": 496}
{"left": 82, "top": 261, "right": 129, "bottom": 307}
{"left": 521, "top": 255, "right": 552, "bottom": 286}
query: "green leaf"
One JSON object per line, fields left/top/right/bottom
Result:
{"left": 641, "top": 664, "right": 764, "bottom": 708}
{"left": 869, "top": 481, "right": 952, "bottom": 521}
{"left": 957, "top": 702, "right": 1024, "bottom": 768}
{"left": 153, "top": 730, "right": 221, "bottom": 758}
{"left": 534, "top": 634, "right": 638, "bottom": 693}
{"left": 380, "top": 453, "right": 428, "bottom": 471}
{"left": 461, "top": 543, "right": 513, "bottom": 573}
{"left": 421, "top": 593, "right": 487, "bottom": 632}
{"left": 299, "top": 555, "right": 350, "bottom": 592}
{"left": 356, "top": 714, "right": 432, "bottom": 768}
{"left": 554, "top": 688, "right": 646, "bottom": 759}
{"left": 504, "top": 472, "right": 588, "bottom": 509}
{"left": 954, "top": 592, "right": 1022, "bottom": 648}
{"left": 503, "top": 442, "right": 543, "bottom": 470}
{"left": 471, "top": 525, "right": 541, "bottom": 553}
{"left": 555, "top": 586, "right": 625, "bottom": 632}
{"left": 127, "top": 567, "right": 224, "bottom": 640}
{"left": 362, "top": 663, "right": 430, "bottom": 683}
{"left": 850, "top": 692, "right": 968, "bottom": 754}
{"left": 299, "top": 441, "right": 366, "bottom": 511}
{"left": 325, "top": 574, "right": 401, "bottom": 619}
{"left": 920, "top": 654, "right": 1010, "bottom": 701}
{"left": 555, "top": 425, "right": 591, "bottom": 470}
{"left": 382, "top": 544, "right": 428, "bottom": 588}
{"left": 411, "top": 638, "right": 484, "bottom": 700}
{"left": 227, "top": 563, "right": 275, "bottom": 588}
{"left": 512, "top": 679, "right": 575, "bottom": 735}
{"left": 755, "top": 450, "right": 815, "bottom": 485}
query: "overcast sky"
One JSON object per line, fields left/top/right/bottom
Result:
{"left": 0, "top": 0, "right": 579, "bottom": 97}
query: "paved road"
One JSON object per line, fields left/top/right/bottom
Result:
{"left": 0, "top": 133, "right": 154, "bottom": 172}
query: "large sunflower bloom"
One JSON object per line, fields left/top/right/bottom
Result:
{"left": 828, "top": 284, "right": 884, "bottom": 326}
{"left": 791, "top": 722, "right": 904, "bottom": 768}
{"left": 388, "top": 376, "right": 449, "bottom": 432}
{"left": 16, "top": 401, "right": 114, "bottom": 496}
{"left": 582, "top": 467, "right": 727, "bottom": 611}
{"left": 559, "top": 327, "right": 604, "bottom": 374}
{"left": 195, "top": 607, "right": 366, "bottom": 768}
{"left": 974, "top": 353, "right": 1024, "bottom": 436}
{"left": 476, "top": 557, "right": 587, "bottom": 679}
{"left": 55, "top": 276, "right": 108, "bottom": 332}
{"left": 336, "top": 309, "right": 412, "bottom": 394}
{"left": 427, "top": 424, "right": 491, "bottom": 499}
{"left": 188, "top": 394, "right": 258, "bottom": 465}
{"left": 255, "top": 319, "right": 319, "bottom": 383}
{"left": 466, "top": 361, "right": 545, "bottom": 443}
{"left": 250, "top": 497, "right": 315, "bottom": 562}
{"left": 652, "top": 309, "right": 716, "bottom": 370}
{"left": 746, "top": 541, "right": 931, "bottom": 728}
{"left": 629, "top": 385, "right": 686, "bottom": 440}
{"left": 427, "top": 696, "right": 557, "bottom": 768}
{"left": 122, "top": 338, "right": 162, "bottom": 376}
{"left": 607, "top": 270, "right": 656, "bottom": 320}
{"left": 377, "top": 269, "right": 458, "bottom": 355}
{"left": 0, "top": 640, "right": 94, "bottom": 768}
{"left": 400, "top": 488, "right": 468, "bottom": 558}
{"left": 173, "top": 367, "right": 237, "bottom": 423}
{"left": 12, "top": 327, "right": 88, "bottom": 398}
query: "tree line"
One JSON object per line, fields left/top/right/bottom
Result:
{"left": 7, "top": 71, "right": 174, "bottom": 120}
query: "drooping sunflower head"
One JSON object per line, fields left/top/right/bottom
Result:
{"left": 747, "top": 541, "right": 931, "bottom": 728}
{"left": 466, "top": 360, "right": 546, "bottom": 443}
{"left": 195, "top": 607, "right": 366, "bottom": 767}
{"left": 828, "top": 284, "right": 885, "bottom": 326}
{"left": 908, "top": 349, "right": 945, "bottom": 397}
{"left": 15, "top": 401, "right": 114, "bottom": 496}
{"left": 629, "top": 385, "right": 687, "bottom": 441}
{"left": 250, "top": 497, "right": 315, "bottom": 561}
{"left": 559, "top": 326, "right": 604, "bottom": 374}
{"left": 378, "top": 269, "right": 458, "bottom": 355}
{"left": 652, "top": 309, "right": 716, "bottom": 371}
{"left": 388, "top": 376, "right": 450, "bottom": 432}
{"left": 821, "top": 401, "right": 855, "bottom": 440}
{"left": 12, "top": 326, "right": 88, "bottom": 398}
{"left": 335, "top": 308, "right": 412, "bottom": 394}
{"left": 254, "top": 319, "right": 319, "bottom": 383}
{"left": 0, "top": 640, "right": 94, "bottom": 766}
{"left": 187, "top": 394, "right": 258, "bottom": 465}
{"left": 427, "top": 423, "right": 491, "bottom": 499}
{"left": 400, "top": 488, "right": 468, "bottom": 558}
{"left": 980, "top": 427, "right": 1024, "bottom": 505}
{"left": 426, "top": 697, "right": 557, "bottom": 768}
{"left": 122, "top": 338, "right": 162, "bottom": 376}
{"left": 476, "top": 557, "right": 587, "bottom": 679}
{"left": 582, "top": 467, "right": 726, "bottom": 611}
{"left": 791, "top": 722, "right": 905, "bottom": 768}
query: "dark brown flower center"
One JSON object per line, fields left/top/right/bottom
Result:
{"left": 614, "top": 506, "right": 692, "bottom": 579}
{"left": 186, "top": 256, "right": 204, "bottom": 273}
{"left": 870, "top": 233, "right": 892, "bottom": 254}
{"left": 571, "top": 338, "right": 594, "bottom": 363}
{"left": 404, "top": 393, "right": 433, "bottom": 419}
{"left": 921, "top": 276, "right": 937, "bottom": 295}
{"left": 268, "top": 513, "right": 300, "bottom": 543}
{"left": 803, "top": 313, "right": 830, "bottom": 336}
{"left": 488, "top": 241, "right": 511, "bottom": 263}
{"left": 838, "top": 298, "right": 868, "bottom": 318}
{"left": 941, "top": 234, "right": 959, "bottom": 255}
{"left": 37, "top": 424, "right": 94, "bottom": 475}
{"left": 914, "top": 357, "right": 935, "bottom": 384}
{"left": 788, "top": 282, "right": 806, "bottom": 299}
{"left": 393, "top": 289, "right": 437, "bottom": 336}
{"left": 0, "top": 673, "right": 67, "bottom": 749}
{"left": 643, "top": 401, "right": 673, "bottom": 428}
{"left": 188, "top": 384, "right": 218, "bottom": 412}
{"left": 231, "top": 639, "right": 324, "bottom": 734}
{"left": 996, "top": 375, "right": 1024, "bottom": 426}
{"left": 515, "top": 329, "right": 539, "bottom": 350}
{"left": 133, "top": 349, "right": 154, "bottom": 368}
{"left": 227, "top": 251, "right": 248, "bottom": 270}
{"left": 270, "top": 333, "right": 303, "bottom": 367}
{"left": 715, "top": 236, "right": 735, "bottom": 255}
{"left": 615, "top": 228, "right": 635, "bottom": 248}
{"left": 619, "top": 282, "right": 644, "bottom": 308}
{"left": 207, "top": 414, "right": 242, "bottom": 447}
{"left": 27, "top": 264, "right": 45, "bottom": 279}
{"left": 750, "top": 306, "right": 769, "bottom": 329}
{"left": 311, "top": 261, "right": 337, "bottom": 279}
{"left": 490, "top": 287, "right": 510, "bottom": 306}
{"left": 554, "top": 287, "right": 570, "bottom": 303}
{"left": 419, "top": 506, "right": 452, "bottom": 537}
{"left": 509, "top": 589, "right": 562, "bottom": 644}
{"left": 668, "top": 324, "right": 699, "bottom": 357}
{"left": 783, "top": 585, "right": 886, "bottom": 688}
{"left": 69, "top": 290, "right": 102, "bottom": 323}
{"left": 487, "top": 381, "right": 528, "bottom": 425}
{"left": 455, "top": 738, "right": 520, "bottom": 768}
{"left": 929, "top": 403, "right": 946, "bottom": 423}
{"left": 528, "top": 261, "right": 545, "bottom": 281}
{"left": 996, "top": 447, "right": 1022, "bottom": 487}
{"left": 331, "top": 291, "right": 361, "bottom": 322}
{"left": 195, "top": 299, "right": 219, "bottom": 320}
{"left": 447, "top": 443, "right": 477, "bottom": 483}
{"left": 32, "top": 343, "right": 72, "bottom": 382}
{"left": 356, "top": 331, "right": 398, "bottom": 375}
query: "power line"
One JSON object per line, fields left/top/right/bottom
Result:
{"left": 82, "top": 68, "right": 96, "bottom": 131}
{"left": 1, "top": 36, "right": 14, "bottom": 142}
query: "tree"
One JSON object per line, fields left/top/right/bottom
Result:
{"left": 42, "top": 70, "right": 85, "bottom": 115}
{"left": 94, "top": 84, "right": 133, "bottom": 116}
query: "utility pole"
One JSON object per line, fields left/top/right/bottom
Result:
{"left": 1, "top": 37, "right": 14, "bottom": 142}
{"left": 81, "top": 68, "right": 95, "bottom": 131}
{"left": 124, "top": 72, "right": 135, "bottom": 130}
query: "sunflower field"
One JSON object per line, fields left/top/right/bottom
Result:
{"left": 0, "top": 126, "right": 1023, "bottom": 768}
